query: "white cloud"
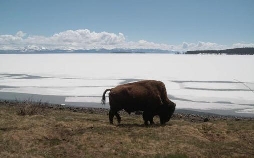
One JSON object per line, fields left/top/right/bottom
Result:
{"left": 124, "top": 40, "right": 172, "bottom": 50}
{"left": 178, "top": 41, "right": 227, "bottom": 51}
{"left": 232, "top": 43, "right": 254, "bottom": 48}
{"left": 50, "top": 29, "right": 125, "bottom": 46}
{"left": 0, "top": 29, "right": 253, "bottom": 51}
{"left": 182, "top": 42, "right": 189, "bottom": 49}
{"left": 16, "top": 31, "right": 26, "bottom": 38}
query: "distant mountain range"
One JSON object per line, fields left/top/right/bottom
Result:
{"left": 0, "top": 48, "right": 179, "bottom": 54}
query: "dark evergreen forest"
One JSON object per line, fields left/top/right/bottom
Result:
{"left": 185, "top": 48, "right": 254, "bottom": 55}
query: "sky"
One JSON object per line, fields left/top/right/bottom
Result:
{"left": 0, "top": 0, "right": 254, "bottom": 51}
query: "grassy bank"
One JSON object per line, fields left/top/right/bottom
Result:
{"left": 0, "top": 100, "right": 254, "bottom": 158}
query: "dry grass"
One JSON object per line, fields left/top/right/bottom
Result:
{"left": 15, "top": 99, "right": 48, "bottom": 116}
{"left": 0, "top": 102, "right": 253, "bottom": 158}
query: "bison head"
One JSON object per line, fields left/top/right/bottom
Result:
{"left": 165, "top": 102, "right": 176, "bottom": 122}
{"left": 159, "top": 101, "right": 176, "bottom": 124}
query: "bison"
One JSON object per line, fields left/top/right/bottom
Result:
{"left": 101, "top": 80, "right": 176, "bottom": 125}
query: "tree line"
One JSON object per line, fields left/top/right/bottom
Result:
{"left": 185, "top": 48, "right": 254, "bottom": 55}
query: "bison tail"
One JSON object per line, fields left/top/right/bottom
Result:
{"left": 101, "top": 89, "right": 111, "bottom": 105}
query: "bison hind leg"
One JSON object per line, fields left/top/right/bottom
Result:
{"left": 115, "top": 112, "right": 121, "bottom": 124}
{"left": 149, "top": 118, "right": 155, "bottom": 125}
{"left": 109, "top": 109, "right": 121, "bottom": 124}
{"left": 109, "top": 110, "right": 114, "bottom": 124}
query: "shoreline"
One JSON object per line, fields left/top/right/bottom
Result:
{"left": 0, "top": 91, "right": 254, "bottom": 118}
{"left": 1, "top": 99, "right": 253, "bottom": 122}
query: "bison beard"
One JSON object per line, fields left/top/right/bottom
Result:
{"left": 101, "top": 80, "right": 176, "bottom": 125}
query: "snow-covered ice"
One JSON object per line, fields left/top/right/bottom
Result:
{"left": 0, "top": 54, "right": 254, "bottom": 116}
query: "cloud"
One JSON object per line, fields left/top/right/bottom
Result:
{"left": 182, "top": 42, "right": 189, "bottom": 49}
{"left": 51, "top": 29, "right": 125, "bottom": 46}
{"left": 178, "top": 41, "right": 227, "bottom": 51}
{"left": 0, "top": 29, "right": 126, "bottom": 50}
{"left": 232, "top": 43, "right": 254, "bottom": 48}
{"left": 0, "top": 29, "right": 253, "bottom": 51}
{"left": 16, "top": 31, "right": 26, "bottom": 38}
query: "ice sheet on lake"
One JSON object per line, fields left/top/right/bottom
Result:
{"left": 1, "top": 54, "right": 254, "bottom": 81}
{"left": 0, "top": 77, "right": 124, "bottom": 88}
{"left": 183, "top": 82, "right": 251, "bottom": 90}
{"left": 0, "top": 54, "right": 254, "bottom": 115}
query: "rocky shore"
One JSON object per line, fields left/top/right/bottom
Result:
{"left": 1, "top": 99, "right": 253, "bottom": 123}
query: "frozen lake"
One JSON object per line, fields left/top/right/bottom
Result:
{"left": 0, "top": 54, "right": 254, "bottom": 117}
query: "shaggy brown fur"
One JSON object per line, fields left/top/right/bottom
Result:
{"left": 101, "top": 80, "right": 176, "bottom": 125}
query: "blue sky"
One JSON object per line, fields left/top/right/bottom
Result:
{"left": 0, "top": 0, "right": 254, "bottom": 51}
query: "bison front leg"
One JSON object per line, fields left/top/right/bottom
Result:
{"left": 142, "top": 111, "right": 154, "bottom": 125}
{"left": 149, "top": 117, "right": 155, "bottom": 125}
{"left": 159, "top": 115, "right": 166, "bottom": 125}
{"left": 160, "top": 118, "right": 165, "bottom": 125}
